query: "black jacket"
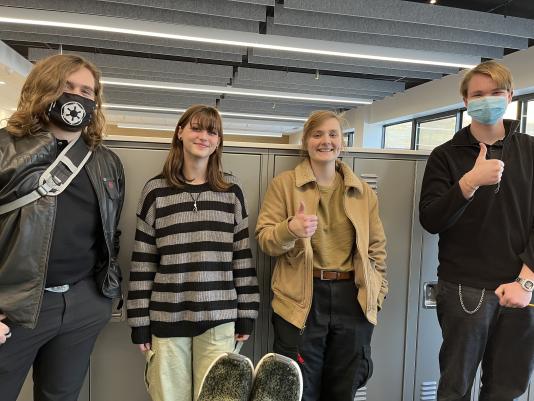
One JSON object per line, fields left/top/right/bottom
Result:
{"left": 419, "top": 120, "right": 534, "bottom": 289}
{"left": 0, "top": 128, "right": 125, "bottom": 328}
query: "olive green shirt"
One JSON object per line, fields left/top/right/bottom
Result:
{"left": 312, "top": 172, "right": 356, "bottom": 272}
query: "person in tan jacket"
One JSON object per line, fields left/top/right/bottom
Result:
{"left": 255, "top": 110, "right": 387, "bottom": 401}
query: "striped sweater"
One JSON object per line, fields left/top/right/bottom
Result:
{"left": 127, "top": 175, "right": 260, "bottom": 344}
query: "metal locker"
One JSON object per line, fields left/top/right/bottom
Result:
{"left": 353, "top": 156, "right": 416, "bottom": 401}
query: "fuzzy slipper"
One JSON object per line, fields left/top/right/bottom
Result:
{"left": 249, "top": 353, "right": 303, "bottom": 401}
{"left": 197, "top": 352, "right": 254, "bottom": 401}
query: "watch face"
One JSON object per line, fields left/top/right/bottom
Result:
{"left": 526, "top": 280, "right": 534, "bottom": 291}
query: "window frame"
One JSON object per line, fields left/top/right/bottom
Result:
{"left": 382, "top": 119, "right": 415, "bottom": 150}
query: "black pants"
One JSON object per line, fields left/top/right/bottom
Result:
{"left": 272, "top": 278, "right": 374, "bottom": 401}
{"left": 0, "top": 278, "right": 112, "bottom": 401}
{"left": 436, "top": 279, "right": 534, "bottom": 401}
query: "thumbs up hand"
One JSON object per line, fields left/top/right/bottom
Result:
{"left": 466, "top": 143, "right": 504, "bottom": 187}
{"left": 288, "top": 201, "right": 318, "bottom": 238}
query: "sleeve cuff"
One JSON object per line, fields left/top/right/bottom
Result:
{"left": 519, "top": 254, "right": 534, "bottom": 275}
{"left": 235, "top": 318, "right": 254, "bottom": 335}
{"left": 131, "top": 326, "right": 151, "bottom": 344}
{"left": 275, "top": 218, "right": 299, "bottom": 245}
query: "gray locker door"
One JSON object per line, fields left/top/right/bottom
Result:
{"left": 412, "top": 158, "right": 444, "bottom": 401}
{"left": 88, "top": 147, "right": 265, "bottom": 401}
{"left": 90, "top": 147, "right": 166, "bottom": 401}
{"left": 265, "top": 155, "right": 416, "bottom": 401}
{"left": 353, "top": 157, "right": 416, "bottom": 401}
{"left": 221, "top": 151, "right": 265, "bottom": 362}
{"left": 413, "top": 228, "right": 441, "bottom": 401}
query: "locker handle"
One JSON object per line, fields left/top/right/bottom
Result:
{"left": 423, "top": 281, "right": 438, "bottom": 309}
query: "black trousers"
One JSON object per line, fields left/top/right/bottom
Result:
{"left": 436, "top": 279, "right": 534, "bottom": 401}
{"left": 0, "top": 278, "right": 112, "bottom": 401}
{"left": 272, "top": 278, "right": 374, "bottom": 401}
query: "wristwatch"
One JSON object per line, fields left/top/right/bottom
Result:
{"left": 515, "top": 277, "right": 534, "bottom": 292}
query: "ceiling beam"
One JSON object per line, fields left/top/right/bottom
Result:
{"left": 284, "top": 0, "right": 534, "bottom": 38}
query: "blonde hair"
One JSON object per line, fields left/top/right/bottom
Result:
{"left": 162, "top": 104, "right": 231, "bottom": 191}
{"left": 460, "top": 60, "right": 513, "bottom": 98}
{"left": 6, "top": 54, "right": 105, "bottom": 149}
{"left": 301, "top": 110, "right": 345, "bottom": 157}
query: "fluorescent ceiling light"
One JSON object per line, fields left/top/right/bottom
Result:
{"left": 224, "top": 131, "right": 282, "bottom": 138}
{"left": 116, "top": 123, "right": 282, "bottom": 137}
{"left": 104, "top": 103, "right": 308, "bottom": 122}
{"left": 0, "top": 10, "right": 476, "bottom": 69}
{"left": 117, "top": 124, "right": 173, "bottom": 131}
{"left": 0, "top": 81, "right": 6, "bottom": 85}
{"left": 101, "top": 79, "right": 370, "bottom": 105}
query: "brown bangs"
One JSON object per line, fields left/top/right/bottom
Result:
{"left": 189, "top": 108, "right": 222, "bottom": 136}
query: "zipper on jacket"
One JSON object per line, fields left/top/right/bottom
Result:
{"left": 86, "top": 158, "right": 112, "bottom": 291}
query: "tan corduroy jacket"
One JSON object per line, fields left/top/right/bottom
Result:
{"left": 255, "top": 159, "right": 388, "bottom": 329}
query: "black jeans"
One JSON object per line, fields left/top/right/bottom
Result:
{"left": 436, "top": 279, "right": 534, "bottom": 401}
{"left": 0, "top": 278, "right": 112, "bottom": 401}
{"left": 272, "top": 278, "right": 374, "bottom": 401}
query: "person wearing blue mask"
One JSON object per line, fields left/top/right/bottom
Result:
{"left": 419, "top": 60, "right": 534, "bottom": 400}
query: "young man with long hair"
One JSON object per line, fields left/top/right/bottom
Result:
{"left": 0, "top": 54, "right": 125, "bottom": 401}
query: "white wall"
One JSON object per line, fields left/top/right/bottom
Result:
{"left": 345, "top": 46, "right": 534, "bottom": 148}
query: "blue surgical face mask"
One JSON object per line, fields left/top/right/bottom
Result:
{"left": 466, "top": 96, "right": 508, "bottom": 125}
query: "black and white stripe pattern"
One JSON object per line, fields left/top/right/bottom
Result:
{"left": 127, "top": 175, "right": 259, "bottom": 344}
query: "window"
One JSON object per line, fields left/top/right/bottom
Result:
{"left": 416, "top": 115, "right": 457, "bottom": 150}
{"left": 343, "top": 129, "right": 355, "bottom": 147}
{"left": 462, "top": 101, "right": 519, "bottom": 128}
{"left": 383, "top": 121, "right": 412, "bottom": 149}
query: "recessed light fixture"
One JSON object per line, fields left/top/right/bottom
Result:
{"left": 0, "top": 10, "right": 476, "bottom": 68}
{"left": 116, "top": 124, "right": 173, "bottom": 131}
{"left": 0, "top": 81, "right": 6, "bottom": 85}
{"left": 101, "top": 79, "right": 371, "bottom": 105}
{"left": 116, "top": 123, "right": 282, "bottom": 137}
{"left": 104, "top": 103, "right": 308, "bottom": 122}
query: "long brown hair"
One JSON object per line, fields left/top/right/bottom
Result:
{"left": 6, "top": 54, "right": 106, "bottom": 149}
{"left": 162, "top": 104, "right": 231, "bottom": 191}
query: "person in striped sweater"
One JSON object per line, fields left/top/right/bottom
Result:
{"left": 127, "top": 104, "right": 260, "bottom": 401}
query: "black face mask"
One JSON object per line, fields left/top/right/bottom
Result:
{"left": 47, "top": 92, "right": 96, "bottom": 132}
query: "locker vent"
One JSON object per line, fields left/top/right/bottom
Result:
{"left": 354, "top": 386, "right": 367, "bottom": 400}
{"left": 360, "top": 173, "right": 379, "bottom": 193}
{"left": 420, "top": 381, "right": 437, "bottom": 400}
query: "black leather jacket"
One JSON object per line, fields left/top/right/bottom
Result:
{"left": 0, "top": 128, "right": 125, "bottom": 329}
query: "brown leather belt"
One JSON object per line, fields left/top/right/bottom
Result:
{"left": 313, "top": 269, "right": 354, "bottom": 281}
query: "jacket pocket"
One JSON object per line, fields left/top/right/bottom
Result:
{"left": 95, "top": 259, "right": 122, "bottom": 298}
{"left": 366, "top": 258, "right": 382, "bottom": 307}
{"left": 272, "top": 247, "right": 306, "bottom": 304}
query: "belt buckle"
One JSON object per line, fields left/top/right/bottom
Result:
{"left": 320, "top": 270, "right": 336, "bottom": 280}
{"left": 45, "top": 284, "right": 70, "bottom": 293}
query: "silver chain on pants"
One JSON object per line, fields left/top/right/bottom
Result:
{"left": 458, "top": 284, "right": 485, "bottom": 314}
